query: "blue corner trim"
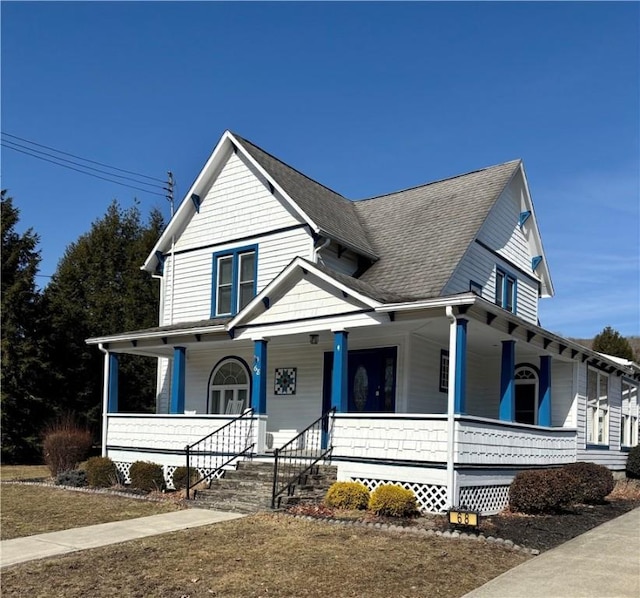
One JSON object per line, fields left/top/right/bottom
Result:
{"left": 108, "top": 353, "right": 119, "bottom": 413}
{"left": 532, "top": 255, "right": 543, "bottom": 271}
{"left": 519, "top": 210, "right": 531, "bottom": 228}
{"left": 251, "top": 340, "right": 268, "bottom": 414}
{"left": 331, "top": 331, "right": 349, "bottom": 412}
{"left": 191, "top": 193, "right": 201, "bottom": 213}
{"left": 170, "top": 347, "right": 186, "bottom": 414}
{"left": 454, "top": 319, "right": 467, "bottom": 414}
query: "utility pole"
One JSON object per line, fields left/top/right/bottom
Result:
{"left": 165, "top": 171, "right": 175, "bottom": 217}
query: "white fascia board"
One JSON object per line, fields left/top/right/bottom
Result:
{"left": 86, "top": 324, "right": 227, "bottom": 345}
{"left": 227, "top": 132, "right": 321, "bottom": 235}
{"left": 141, "top": 132, "right": 235, "bottom": 272}
{"left": 518, "top": 163, "right": 555, "bottom": 298}
{"left": 376, "top": 294, "right": 477, "bottom": 313}
{"left": 228, "top": 257, "right": 381, "bottom": 329}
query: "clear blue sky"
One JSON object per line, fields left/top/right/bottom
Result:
{"left": 2, "top": 2, "right": 638, "bottom": 338}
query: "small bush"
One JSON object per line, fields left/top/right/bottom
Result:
{"left": 368, "top": 484, "right": 419, "bottom": 518}
{"left": 55, "top": 469, "right": 87, "bottom": 487}
{"left": 509, "top": 468, "right": 579, "bottom": 514}
{"left": 324, "top": 481, "right": 370, "bottom": 510}
{"left": 42, "top": 414, "right": 92, "bottom": 476}
{"left": 85, "top": 456, "right": 118, "bottom": 488}
{"left": 562, "top": 462, "right": 614, "bottom": 504}
{"left": 172, "top": 466, "right": 200, "bottom": 490}
{"left": 129, "top": 461, "right": 165, "bottom": 492}
{"left": 626, "top": 445, "right": 640, "bottom": 479}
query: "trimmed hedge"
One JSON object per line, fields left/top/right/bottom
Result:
{"left": 509, "top": 468, "right": 579, "bottom": 514}
{"left": 172, "top": 466, "right": 200, "bottom": 491}
{"left": 129, "top": 461, "right": 165, "bottom": 492}
{"left": 55, "top": 469, "right": 88, "bottom": 487}
{"left": 626, "top": 445, "right": 640, "bottom": 479}
{"left": 368, "top": 484, "right": 419, "bottom": 518}
{"left": 324, "top": 481, "right": 370, "bottom": 510}
{"left": 85, "top": 456, "right": 118, "bottom": 488}
{"left": 563, "top": 461, "right": 614, "bottom": 504}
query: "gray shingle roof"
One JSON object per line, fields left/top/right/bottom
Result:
{"left": 354, "top": 160, "right": 522, "bottom": 300}
{"left": 232, "top": 134, "right": 377, "bottom": 259}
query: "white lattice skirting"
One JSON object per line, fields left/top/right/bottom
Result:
{"left": 458, "top": 485, "right": 510, "bottom": 514}
{"left": 352, "top": 478, "right": 448, "bottom": 513}
{"left": 114, "top": 461, "right": 225, "bottom": 490}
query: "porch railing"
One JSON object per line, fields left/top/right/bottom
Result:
{"left": 185, "top": 408, "right": 255, "bottom": 499}
{"left": 271, "top": 407, "right": 335, "bottom": 509}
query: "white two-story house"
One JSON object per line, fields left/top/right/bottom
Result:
{"left": 87, "top": 130, "right": 640, "bottom": 514}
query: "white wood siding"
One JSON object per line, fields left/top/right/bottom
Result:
{"left": 174, "top": 152, "right": 303, "bottom": 252}
{"left": 551, "top": 361, "right": 576, "bottom": 427}
{"left": 318, "top": 243, "right": 359, "bottom": 276}
{"left": 406, "top": 334, "right": 447, "bottom": 413}
{"left": 162, "top": 228, "right": 311, "bottom": 325}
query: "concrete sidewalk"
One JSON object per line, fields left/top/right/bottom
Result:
{"left": 464, "top": 506, "right": 640, "bottom": 598}
{"left": 1, "top": 508, "right": 245, "bottom": 569}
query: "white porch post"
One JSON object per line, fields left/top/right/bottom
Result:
{"left": 445, "top": 307, "right": 458, "bottom": 509}
{"left": 99, "top": 344, "right": 110, "bottom": 457}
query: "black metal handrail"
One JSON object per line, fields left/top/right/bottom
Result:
{"left": 271, "top": 407, "right": 335, "bottom": 509}
{"left": 185, "top": 408, "right": 255, "bottom": 499}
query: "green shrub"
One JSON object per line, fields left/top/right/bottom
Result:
{"left": 172, "top": 466, "right": 200, "bottom": 490}
{"left": 509, "top": 468, "right": 579, "bottom": 514}
{"left": 626, "top": 445, "right": 640, "bottom": 479}
{"left": 129, "top": 461, "right": 165, "bottom": 492}
{"left": 562, "top": 462, "right": 614, "bottom": 504}
{"left": 55, "top": 469, "right": 87, "bottom": 487}
{"left": 368, "top": 484, "right": 420, "bottom": 518}
{"left": 85, "top": 456, "right": 118, "bottom": 488}
{"left": 324, "top": 481, "right": 370, "bottom": 510}
{"left": 42, "top": 414, "right": 93, "bottom": 476}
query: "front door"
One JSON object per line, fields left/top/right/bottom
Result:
{"left": 322, "top": 347, "right": 397, "bottom": 414}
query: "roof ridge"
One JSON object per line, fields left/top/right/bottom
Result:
{"left": 356, "top": 159, "right": 522, "bottom": 203}
{"left": 230, "top": 132, "right": 347, "bottom": 199}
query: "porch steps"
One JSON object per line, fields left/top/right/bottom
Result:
{"left": 190, "top": 460, "right": 337, "bottom": 514}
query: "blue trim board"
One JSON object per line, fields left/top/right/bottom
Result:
{"left": 454, "top": 319, "right": 467, "bottom": 414}
{"left": 191, "top": 193, "right": 201, "bottom": 213}
{"left": 170, "top": 347, "right": 186, "bottom": 414}
{"left": 519, "top": 210, "right": 531, "bottom": 228}
{"left": 499, "top": 341, "right": 515, "bottom": 421}
{"left": 531, "top": 255, "right": 543, "bottom": 271}
{"left": 538, "top": 356, "right": 552, "bottom": 426}
{"left": 108, "top": 353, "right": 119, "bottom": 413}
{"left": 211, "top": 244, "right": 258, "bottom": 317}
{"left": 331, "top": 331, "right": 349, "bottom": 412}
{"left": 251, "top": 340, "right": 268, "bottom": 414}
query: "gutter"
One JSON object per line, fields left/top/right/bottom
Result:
{"left": 98, "top": 343, "right": 110, "bottom": 458}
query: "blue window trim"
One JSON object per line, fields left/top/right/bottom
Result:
{"left": 495, "top": 266, "right": 517, "bottom": 314}
{"left": 211, "top": 244, "right": 258, "bottom": 317}
{"left": 439, "top": 349, "right": 449, "bottom": 393}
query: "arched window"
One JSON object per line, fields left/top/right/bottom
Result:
{"left": 514, "top": 365, "right": 539, "bottom": 425}
{"left": 208, "top": 358, "right": 250, "bottom": 414}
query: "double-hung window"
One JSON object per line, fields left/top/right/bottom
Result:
{"left": 211, "top": 245, "right": 257, "bottom": 316}
{"left": 587, "top": 368, "right": 609, "bottom": 445}
{"left": 495, "top": 267, "right": 516, "bottom": 313}
{"left": 621, "top": 380, "right": 639, "bottom": 447}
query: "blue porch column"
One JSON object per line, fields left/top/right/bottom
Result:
{"left": 170, "top": 346, "right": 186, "bottom": 414}
{"left": 499, "top": 340, "right": 515, "bottom": 421}
{"left": 108, "top": 353, "right": 119, "bottom": 413}
{"left": 454, "top": 319, "right": 468, "bottom": 414}
{"left": 251, "top": 339, "right": 268, "bottom": 415}
{"left": 538, "top": 356, "right": 552, "bottom": 426}
{"left": 331, "top": 330, "right": 349, "bottom": 412}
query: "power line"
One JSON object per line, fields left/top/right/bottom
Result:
{"left": 2, "top": 142, "right": 167, "bottom": 198}
{"left": 2, "top": 138, "right": 165, "bottom": 190}
{"left": 1, "top": 131, "right": 165, "bottom": 183}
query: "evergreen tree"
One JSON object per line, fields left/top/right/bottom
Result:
{"left": 42, "top": 201, "right": 164, "bottom": 436}
{"left": 592, "top": 326, "right": 635, "bottom": 361}
{"left": 1, "top": 191, "right": 49, "bottom": 463}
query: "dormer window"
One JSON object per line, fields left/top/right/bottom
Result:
{"left": 211, "top": 245, "right": 258, "bottom": 316}
{"left": 495, "top": 267, "right": 516, "bottom": 313}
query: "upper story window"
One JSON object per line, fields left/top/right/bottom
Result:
{"left": 211, "top": 245, "right": 258, "bottom": 317}
{"left": 621, "top": 380, "right": 639, "bottom": 447}
{"left": 495, "top": 267, "right": 516, "bottom": 313}
{"left": 587, "top": 367, "right": 609, "bottom": 446}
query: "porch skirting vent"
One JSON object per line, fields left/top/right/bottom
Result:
{"left": 351, "top": 478, "right": 448, "bottom": 514}
{"left": 458, "top": 485, "right": 510, "bottom": 515}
